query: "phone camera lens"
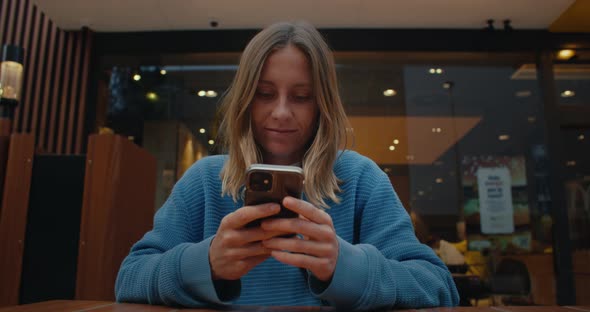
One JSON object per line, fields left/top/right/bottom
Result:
{"left": 250, "top": 172, "right": 272, "bottom": 192}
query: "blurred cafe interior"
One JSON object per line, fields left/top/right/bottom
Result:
{"left": 0, "top": 0, "right": 589, "bottom": 309}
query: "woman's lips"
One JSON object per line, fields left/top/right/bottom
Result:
{"left": 266, "top": 128, "right": 296, "bottom": 134}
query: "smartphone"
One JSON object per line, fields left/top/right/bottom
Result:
{"left": 244, "top": 164, "right": 304, "bottom": 227}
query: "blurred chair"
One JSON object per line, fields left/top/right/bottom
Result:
{"left": 489, "top": 258, "right": 533, "bottom": 305}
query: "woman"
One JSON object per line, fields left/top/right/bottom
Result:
{"left": 115, "top": 21, "right": 459, "bottom": 310}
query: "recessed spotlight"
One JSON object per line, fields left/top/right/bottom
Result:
{"left": 528, "top": 116, "right": 536, "bottom": 123}
{"left": 561, "top": 90, "right": 575, "bottom": 98}
{"left": 566, "top": 160, "right": 576, "bottom": 167}
{"left": 197, "top": 90, "right": 206, "bottom": 97}
{"left": 429, "top": 68, "right": 436, "bottom": 74}
{"left": 388, "top": 145, "right": 396, "bottom": 151}
{"left": 442, "top": 82, "right": 452, "bottom": 89}
{"left": 133, "top": 74, "right": 141, "bottom": 81}
{"left": 199, "top": 128, "right": 206, "bottom": 134}
{"left": 418, "top": 190, "right": 425, "bottom": 196}
{"left": 436, "top": 68, "right": 443, "bottom": 74}
{"left": 515, "top": 90, "right": 532, "bottom": 98}
{"left": 435, "top": 178, "right": 443, "bottom": 184}
{"left": 436, "top": 128, "right": 442, "bottom": 133}
{"left": 160, "top": 69, "right": 167, "bottom": 75}
{"left": 206, "top": 90, "right": 218, "bottom": 98}
{"left": 393, "top": 139, "right": 399, "bottom": 145}
{"left": 578, "top": 134, "right": 585, "bottom": 141}
{"left": 145, "top": 92, "right": 158, "bottom": 101}
{"left": 208, "top": 139, "right": 215, "bottom": 145}
{"left": 383, "top": 89, "right": 397, "bottom": 97}
{"left": 557, "top": 49, "right": 575, "bottom": 60}
{"left": 499, "top": 134, "right": 510, "bottom": 141}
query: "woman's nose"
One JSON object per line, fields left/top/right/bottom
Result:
{"left": 270, "top": 95, "right": 291, "bottom": 119}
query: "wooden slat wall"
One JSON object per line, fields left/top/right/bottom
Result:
{"left": 0, "top": 0, "right": 93, "bottom": 154}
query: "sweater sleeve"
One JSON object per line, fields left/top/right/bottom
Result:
{"left": 310, "top": 160, "right": 459, "bottom": 310}
{"left": 114, "top": 162, "right": 240, "bottom": 307}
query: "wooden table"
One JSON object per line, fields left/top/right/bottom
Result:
{"left": 0, "top": 300, "right": 588, "bottom": 312}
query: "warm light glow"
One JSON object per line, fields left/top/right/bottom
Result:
{"left": 561, "top": 90, "right": 575, "bottom": 98}
{"left": 388, "top": 145, "right": 395, "bottom": 151}
{"left": 436, "top": 68, "right": 443, "bottom": 74}
{"left": 418, "top": 190, "right": 425, "bottom": 196}
{"left": 146, "top": 92, "right": 158, "bottom": 101}
{"left": 197, "top": 90, "right": 206, "bottom": 97}
{"left": 160, "top": 69, "right": 167, "bottom": 75}
{"left": 431, "top": 127, "right": 442, "bottom": 133}
{"left": 133, "top": 74, "right": 141, "bottom": 81}
{"left": 566, "top": 160, "right": 577, "bottom": 167}
{"left": 578, "top": 134, "right": 585, "bottom": 141}
{"left": 557, "top": 49, "right": 575, "bottom": 60}
{"left": 0, "top": 61, "right": 24, "bottom": 100}
{"left": 199, "top": 128, "right": 206, "bottom": 134}
{"left": 429, "top": 68, "right": 436, "bottom": 74}
{"left": 208, "top": 139, "right": 215, "bottom": 145}
{"left": 393, "top": 139, "right": 399, "bottom": 145}
{"left": 528, "top": 116, "right": 536, "bottom": 123}
{"left": 442, "top": 82, "right": 452, "bottom": 89}
{"left": 499, "top": 134, "right": 510, "bottom": 141}
{"left": 435, "top": 178, "right": 443, "bottom": 184}
{"left": 206, "top": 90, "right": 218, "bottom": 98}
{"left": 383, "top": 89, "right": 397, "bottom": 97}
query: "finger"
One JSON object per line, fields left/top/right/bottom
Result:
{"left": 235, "top": 228, "right": 290, "bottom": 244}
{"left": 225, "top": 242, "right": 272, "bottom": 260}
{"left": 282, "top": 197, "right": 332, "bottom": 226}
{"left": 262, "top": 237, "right": 334, "bottom": 257}
{"left": 271, "top": 250, "right": 335, "bottom": 280}
{"left": 261, "top": 217, "right": 333, "bottom": 241}
{"left": 220, "top": 203, "right": 280, "bottom": 230}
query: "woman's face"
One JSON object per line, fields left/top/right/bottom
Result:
{"left": 251, "top": 45, "right": 318, "bottom": 165}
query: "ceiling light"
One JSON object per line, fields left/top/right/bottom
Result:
{"left": 557, "top": 49, "right": 575, "bottom": 60}
{"left": 418, "top": 190, "right": 425, "bottom": 196}
{"left": 528, "top": 116, "right": 536, "bottom": 123}
{"left": 160, "top": 69, "right": 166, "bottom": 75}
{"left": 206, "top": 90, "right": 218, "bottom": 97}
{"left": 499, "top": 134, "right": 510, "bottom": 141}
{"left": 561, "top": 90, "right": 575, "bottom": 98}
{"left": 145, "top": 92, "right": 158, "bottom": 101}
{"left": 133, "top": 74, "right": 141, "bottom": 81}
{"left": 393, "top": 139, "right": 399, "bottom": 145}
{"left": 388, "top": 145, "right": 395, "bottom": 151}
{"left": 208, "top": 139, "right": 215, "bottom": 145}
{"left": 515, "top": 90, "right": 532, "bottom": 98}
{"left": 435, "top": 178, "right": 443, "bottom": 184}
{"left": 429, "top": 68, "right": 436, "bottom": 74}
{"left": 442, "top": 82, "right": 452, "bottom": 89}
{"left": 197, "top": 90, "right": 206, "bottom": 97}
{"left": 566, "top": 160, "right": 576, "bottom": 167}
{"left": 436, "top": 68, "right": 443, "bottom": 74}
{"left": 383, "top": 89, "right": 397, "bottom": 97}
{"left": 436, "top": 128, "right": 442, "bottom": 133}
{"left": 578, "top": 134, "right": 585, "bottom": 141}
{"left": 199, "top": 128, "right": 206, "bottom": 134}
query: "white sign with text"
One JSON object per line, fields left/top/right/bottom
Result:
{"left": 476, "top": 167, "right": 514, "bottom": 234}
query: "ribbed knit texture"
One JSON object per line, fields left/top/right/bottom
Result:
{"left": 115, "top": 151, "right": 459, "bottom": 309}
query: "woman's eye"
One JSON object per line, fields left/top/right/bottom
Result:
{"left": 256, "top": 91, "right": 274, "bottom": 99}
{"left": 294, "top": 95, "right": 312, "bottom": 102}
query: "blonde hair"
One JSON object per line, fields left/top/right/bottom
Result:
{"left": 218, "top": 21, "right": 349, "bottom": 209}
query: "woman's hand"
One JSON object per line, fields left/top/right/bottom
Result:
{"left": 209, "top": 203, "right": 282, "bottom": 280}
{"left": 261, "top": 197, "right": 339, "bottom": 282}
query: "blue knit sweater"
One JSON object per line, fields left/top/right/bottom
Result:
{"left": 115, "top": 151, "right": 459, "bottom": 309}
